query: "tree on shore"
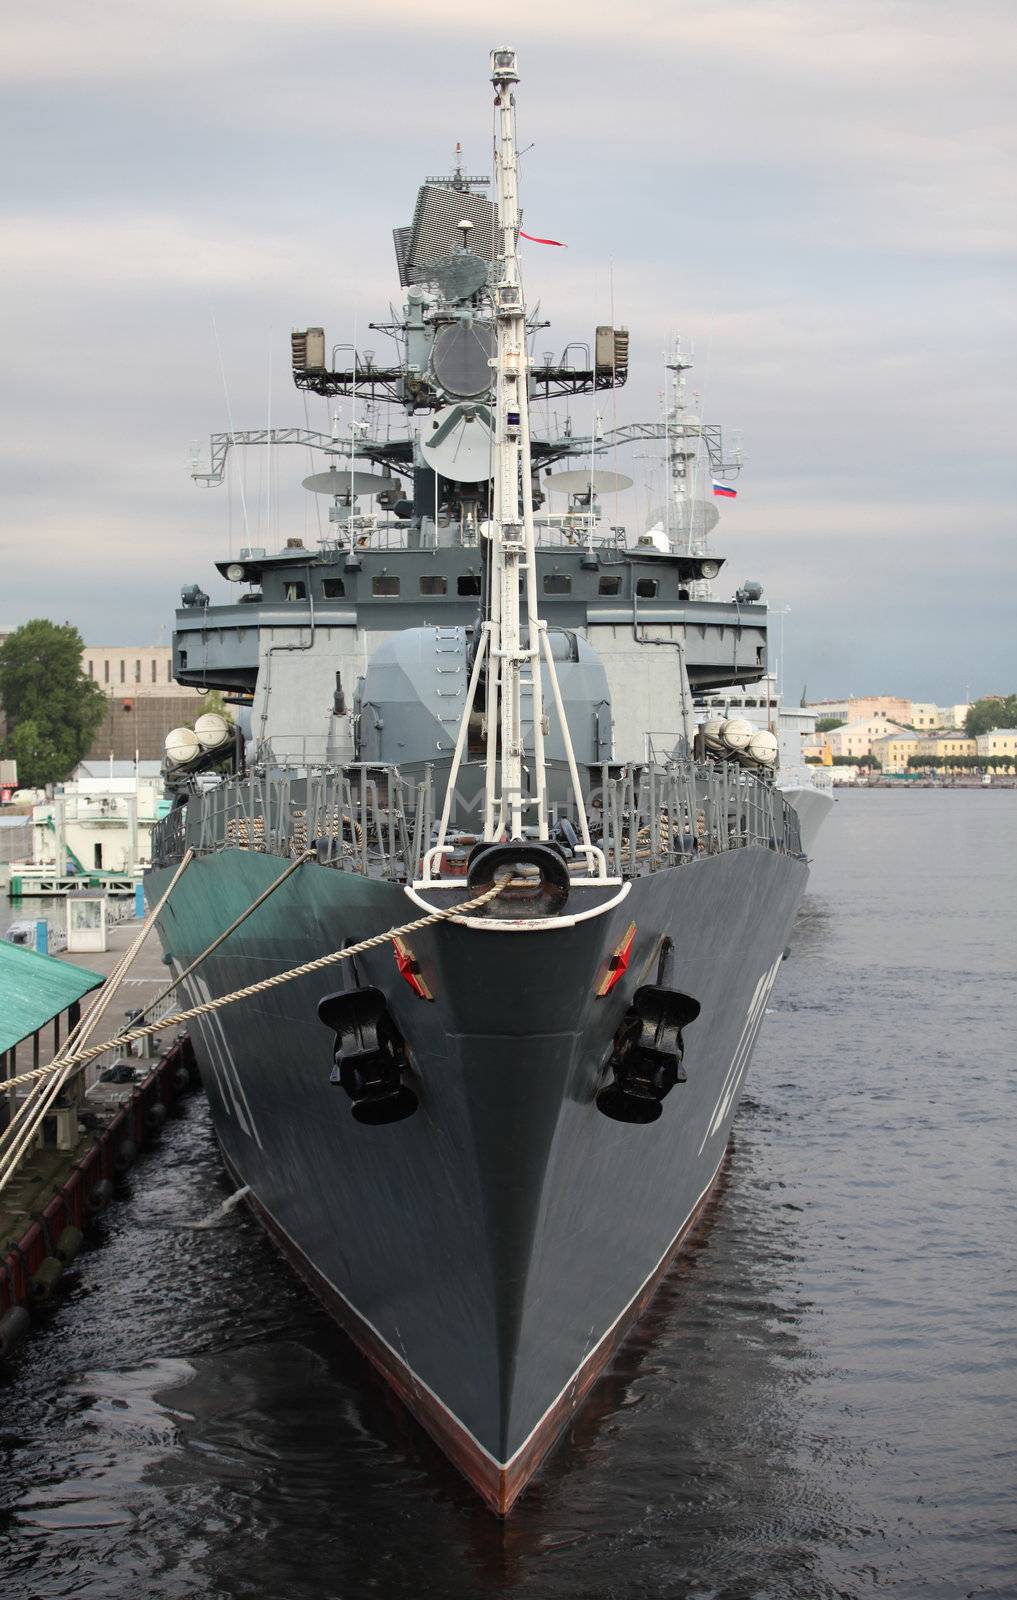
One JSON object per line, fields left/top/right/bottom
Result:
{"left": 0, "top": 620, "right": 106, "bottom": 787}
{"left": 815, "top": 717, "right": 846, "bottom": 732}
{"left": 966, "top": 695, "right": 1017, "bottom": 737}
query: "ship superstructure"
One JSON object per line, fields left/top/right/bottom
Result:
{"left": 148, "top": 49, "right": 809, "bottom": 1513}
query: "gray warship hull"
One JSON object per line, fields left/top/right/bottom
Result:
{"left": 148, "top": 841, "right": 806, "bottom": 1511}
{"left": 779, "top": 784, "right": 834, "bottom": 857}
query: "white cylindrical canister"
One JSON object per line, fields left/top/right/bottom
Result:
{"left": 721, "top": 717, "right": 754, "bottom": 751}
{"left": 164, "top": 727, "right": 201, "bottom": 766}
{"left": 747, "top": 729, "right": 779, "bottom": 765}
{"left": 194, "top": 712, "right": 231, "bottom": 750}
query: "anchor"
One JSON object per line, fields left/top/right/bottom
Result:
{"left": 596, "top": 939, "right": 701, "bottom": 1124}
{"left": 318, "top": 949, "right": 418, "bottom": 1124}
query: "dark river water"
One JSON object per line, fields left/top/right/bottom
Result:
{"left": 2, "top": 790, "right": 1015, "bottom": 1599}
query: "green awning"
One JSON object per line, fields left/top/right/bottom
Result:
{"left": 0, "top": 939, "right": 104, "bottom": 1055}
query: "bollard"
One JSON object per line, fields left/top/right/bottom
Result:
{"left": 134, "top": 882, "right": 145, "bottom": 919}
{"left": 35, "top": 920, "right": 48, "bottom": 955}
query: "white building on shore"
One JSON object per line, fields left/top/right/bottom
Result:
{"left": 975, "top": 729, "right": 1017, "bottom": 764}
{"left": 32, "top": 762, "right": 166, "bottom": 875}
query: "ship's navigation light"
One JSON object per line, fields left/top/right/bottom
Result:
{"left": 490, "top": 46, "right": 519, "bottom": 82}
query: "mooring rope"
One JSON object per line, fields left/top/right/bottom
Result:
{"left": 127, "top": 848, "right": 317, "bottom": 1028}
{"left": 0, "top": 879, "right": 506, "bottom": 1096}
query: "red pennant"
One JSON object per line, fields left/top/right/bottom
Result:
{"left": 519, "top": 230, "right": 567, "bottom": 247}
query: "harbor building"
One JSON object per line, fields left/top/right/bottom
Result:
{"left": 910, "top": 703, "right": 943, "bottom": 730}
{"left": 825, "top": 719, "right": 910, "bottom": 760}
{"left": 0, "top": 939, "right": 103, "bottom": 1131}
{"left": 927, "top": 734, "right": 977, "bottom": 763}
{"left": 806, "top": 696, "right": 972, "bottom": 731}
{"left": 872, "top": 732, "right": 979, "bottom": 773}
{"left": 82, "top": 645, "right": 207, "bottom": 763}
{"left": 31, "top": 763, "right": 166, "bottom": 877}
{"left": 0, "top": 815, "right": 33, "bottom": 866}
{"left": 808, "top": 696, "right": 913, "bottom": 725}
{"left": 870, "top": 732, "right": 926, "bottom": 773}
{"left": 940, "top": 704, "right": 973, "bottom": 730}
{"left": 975, "top": 729, "right": 1017, "bottom": 763}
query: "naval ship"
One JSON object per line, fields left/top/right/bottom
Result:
{"left": 147, "top": 49, "right": 809, "bottom": 1513}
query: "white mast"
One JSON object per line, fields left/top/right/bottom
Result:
{"left": 484, "top": 44, "right": 547, "bottom": 842}
{"left": 427, "top": 47, "right": 597, "bottom": 876}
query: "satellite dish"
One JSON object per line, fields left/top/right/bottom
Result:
{"left": 645, "top": 499, "right": 720, "bottom": 539}
{"left": 302, "top": 468, "right": 400, "bottom": 497}
{"left": 544, "top": 469, "right": 633, "bottom": 497}
{"left": 420, "top": 403, "right": 494, "bottom": 483}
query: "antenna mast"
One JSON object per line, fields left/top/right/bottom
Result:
{"left": 484, "top": 44, "right": 547, "bottom": 841}
{"left": 428, "top": 47, "right": 597, "bottom": 874}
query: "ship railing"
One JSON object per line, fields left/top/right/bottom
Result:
{"left": 592, "top": 759, "right": 802, "bottom": 871}
{"left": 309, "top": 522, "right": 629, "bottom": 556}
{"left": 152, "top": 756, "right": 803, "bottom": 878}
{"left": 533, "top": 520, "right": 628, "bottom": 551}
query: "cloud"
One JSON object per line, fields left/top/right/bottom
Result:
{"left": 1, "top": 0, "right": 1014, "bottom": 705}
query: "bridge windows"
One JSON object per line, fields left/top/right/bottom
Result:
{"left": 420, "top": 575, "right": 447, "bottom": 596}
{"left": 457, "top": 574, "right": 481, "bottom": 596}
{"left": 322, "top": 579, "right": 345, "bottom": 598}
{"left": 372, "top": 575, "right": 400, "bottom": 597}
{"left": 598, "top": 575, "right": 622, "bottom": 596}
{"left": 543, "top": 574, "right": 572, "bottom": 595}
{"left": 284, "top": 581, "right": 307, "bottom": 601}
{"left": 635, "top": 578, "right": 659, "bottom": 599}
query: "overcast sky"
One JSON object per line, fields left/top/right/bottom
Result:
{"left": 3, "top": 0, "right": 1015, "bottom": 702}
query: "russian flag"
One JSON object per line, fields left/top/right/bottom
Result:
{"left": 712, "top": 481, "right": 738, "bottom": 498}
